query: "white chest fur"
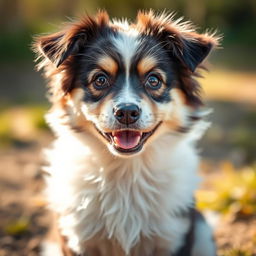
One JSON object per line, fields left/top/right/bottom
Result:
{"left": 44, "top": 125, "right": 205, "bottom": 254}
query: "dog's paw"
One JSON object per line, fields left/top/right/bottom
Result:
{"left": 40, "top": 241, "right": 63, "bottom": 256}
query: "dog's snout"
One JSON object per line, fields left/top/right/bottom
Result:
{"left": 113, "top": 103, "right": 141, "bottom": 125}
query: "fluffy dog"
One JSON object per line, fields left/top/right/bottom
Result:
{"left": 34, "top": 10, "right": 219, "bottom": 256}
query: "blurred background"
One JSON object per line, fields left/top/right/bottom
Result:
{"left": 0, "top": 1, "right": 255, "bottom": 256}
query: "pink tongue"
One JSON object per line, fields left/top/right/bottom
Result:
{"left": 113, "top": 131, "right": 141, "bottom": 149}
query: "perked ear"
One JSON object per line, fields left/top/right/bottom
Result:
{"left": 36, "top": 32, "right": 81, "bottom": 67}
{"left": 33, "top": 11, "right": 109, "bottom": 68}
{"left": 176, "top": 36, "right": 215, "bottom": 72}
{"left": 136, "top": 11, "right": 219, "bottom": 72}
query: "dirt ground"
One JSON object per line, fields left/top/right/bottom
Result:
{"left": 0, "top": 137, "right": 255, "bottom": 256}
{"left": 0, "top": 137, "right": 51, "bottom": 256}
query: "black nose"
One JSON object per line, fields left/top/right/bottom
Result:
{"left": 113, "top": 103, "right": 141, "bottom": 125}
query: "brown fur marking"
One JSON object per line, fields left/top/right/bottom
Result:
{"left": 137, "top": 55, "right": 157, "bottom": 75}
{"left": 98, "top": 56, "right": 118, "bottom": 76}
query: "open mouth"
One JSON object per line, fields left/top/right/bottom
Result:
{"left": 96, "top": 122, "right": 162, "bottom": 154}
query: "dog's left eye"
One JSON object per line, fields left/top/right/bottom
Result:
{"left": 145, "top": 74, "right": 162, "bottom": 89}
{"left": 93, "top": 74, "right": 110, "bottom": 89}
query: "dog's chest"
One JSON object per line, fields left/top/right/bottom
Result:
{"left": 46, "top": 138, "right": 199, "bottom": 254}
{"left": 59, "top": 162, "right": 173, "bottom": 252}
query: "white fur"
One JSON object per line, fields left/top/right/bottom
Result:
{"left": 116, "top": 81, "right": 139, "bottom": 106}
{"left": 43, "top": 112, "right": 210, "bottom": 255}
{"left": 41, "top": 241, "right": 63, "bottom": 256}
{"left": 112, "top": 32, "right": 139, "bottom": 78}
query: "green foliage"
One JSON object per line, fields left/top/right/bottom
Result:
{"left": 4, "top": 217, "right": 29, "bottom": 236}
{"left": 0, "top": 31, "right": 33, "bottom": 63}
{"left": 197, "top": 163, "right": 256, "bottom": 217}
{"left": 0, "top": 105, "right": 48, "bottom": 146}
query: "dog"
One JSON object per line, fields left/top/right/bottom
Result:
{"left": 33, "top": 10, "right": 219, "bottom": 256}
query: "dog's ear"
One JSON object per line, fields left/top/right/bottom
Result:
{"left": 174, "top": 36, "right": 215, "bottom": 72}
{"left": 34, "top": 11, "right": 109, "bottom": 68}
{"left": 35, "top": 32, "right": 81, "bottom": 67}
{"left": 136, "top": 11, "right": 219, "bottom": 72}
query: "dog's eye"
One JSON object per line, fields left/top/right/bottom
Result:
{"left": 93, "top": 74, "right": 109, "bottom": 89}
{"left": 145, "top": 74, "right": 162, "bottom": 89}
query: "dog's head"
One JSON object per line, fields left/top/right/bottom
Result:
{"left": 34, "top": 11, "right": 218, "bottom": 157}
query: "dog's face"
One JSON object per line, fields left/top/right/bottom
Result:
{"left": 34, "top": 11, "right": 218, "bottom": 157}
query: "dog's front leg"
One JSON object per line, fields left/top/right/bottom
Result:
{"left": 41, "top": 212, "right": 76, "bottom": 256}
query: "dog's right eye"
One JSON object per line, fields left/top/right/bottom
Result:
{"left": 144, "top": 73, "right": 162, "bottom": 90}
{"left": 93, "top": 74, "right": 110, "bottom": 89}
